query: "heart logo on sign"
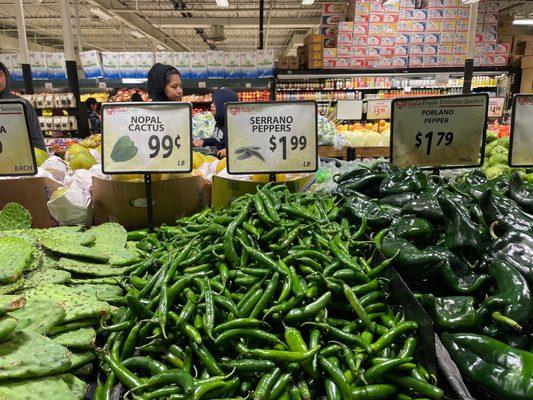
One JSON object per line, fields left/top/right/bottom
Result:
{"left": 230, "top": 107, "right": 240, "bottom": 116}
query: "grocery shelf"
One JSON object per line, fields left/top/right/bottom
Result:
{"left": 277, "top": 86, "right": 497, "bottom": 91}
{"left": 277, "top": 66, "right": 510, "bottom": 80}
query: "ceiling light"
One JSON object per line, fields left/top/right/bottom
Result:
{"left": 130, "top": 29, "right": 145, "bottom": 39}
{"left": 90, "top": 7, "right": 113, "bottom": 21}
{"left": 216, "top": 0, "right": 229, "bottom": 7}
{"left": 301, "top": 0, "right": 315, "bottom": 4}
{"left": 513, "top": 18, "right": 533, "bottom": 26}
{"left": 460, "top": 0, "right": 480, "bottom": 4}
{"left": 383, "top": 0, "right": 399, "bottom": 5}
{"left": 157, "top": 44, "right": 166, "bottom": 51}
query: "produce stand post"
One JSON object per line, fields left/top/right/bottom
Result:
{"left": 143, "top": 173, "right": 154, "bottom": 232}
{"left": 462, "top": 1, "right": 479, "bottom": 94}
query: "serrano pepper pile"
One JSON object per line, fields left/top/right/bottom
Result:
{"left": 98, "top": 184, "right": 443, "bottom": 400}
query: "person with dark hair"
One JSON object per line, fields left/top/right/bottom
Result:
{"left": 0, "top": 61, "right": 46, "bottom": 151}
{"left": 193, "top": 88, "right": 238, "bottom": 158}
{"left": 130, "top": 92, "right": 143, "bottom": 102}
{"left": 147, "top": 63, "right": 183, "bottom": 102}
{"left": 85, "top": 97, "right": 101, "bottom": 134}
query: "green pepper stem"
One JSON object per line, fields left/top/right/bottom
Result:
{"left": 491, "top": 311, "right": 522, "bottom": 331}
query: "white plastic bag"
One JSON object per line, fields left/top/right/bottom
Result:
{"left": 47, "top": 168, "right": 97, "bottom": 226}
{"left": 40, "top": 156, "right": 68, "bottom": 183}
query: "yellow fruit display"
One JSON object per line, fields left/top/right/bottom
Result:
{"left": 69, "top": 151, "right": 96, "bottom": 170}
{"left": 192, "top": 152, "right": 205, "bottom": 169}
{"left": 216, "top": 158, "right": 227, "bottom": 173}
{"left": 65, "top": 143, "right": 88, "bottom": 160}
{"left": 111, "top": 174, "right": 144, "bottom": 183}
{"left": 251, "top": 174, "right": 270, "bottom": 183}
{"left": 33, "top": 148, "right": 49, "bottom": 167}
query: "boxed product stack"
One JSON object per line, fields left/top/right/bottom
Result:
{"left": 321, "top": 2, "right": 346, "bottom": 49}
{"left": 331, "top": 0, "right": 509, "bottom": 70}
{"left": 475, "top": 1, "right": 509, "bottom": 66}
{"left": 304, "top": 34, "right": 324, "bottom": 69}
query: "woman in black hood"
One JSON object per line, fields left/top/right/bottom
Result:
{"left": 147, "top": 63, "right": 183, "bottom": 102}
{"left": 0, "top": 61, "right": 46, "bottom": 151}
{"left": 193, "top": 88, "right": 238, "bottom": 157}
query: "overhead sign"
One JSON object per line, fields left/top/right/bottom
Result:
{"left": 366, "top": 99, "right": 392, "bottom": 120}
{"left": 510, "top": 94, "right": 533, "bottom": 167}
{"left": 226, "top": 101, "right": 318, "bottom": 174}
{"left": 336, "top": 100, "right": 363, "bottom": 120}
{"left": 101, "top": 102, "right": 192, "bottom": 174}
{"left": 391, "top": 94, "right": 488, "bottom": 169}
{"left": 488, "top": 97, "right": 505, "bottom": 118}
{"left": 0, "top": 100, "right": 37, "bottom": 177}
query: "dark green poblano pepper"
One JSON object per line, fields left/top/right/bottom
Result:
{"left": 438, "top": 195, "right": 487, "bottom": 254}
{"left": 508, "top": 172, "right": 533, "bottom": 213}
{"left": 442, "top": 333, "right": 533, "bottom": 400}
{"left": 478, "top": 258, "right": 532, "bottom": 333}
{"left": 480, "top": 189, "right": 533, "bottom": 234}
{"left": 391, "top": 216, "right": 436, "bottom": 248}
{"left": 401, "top": 195, "right": 443, "bottom": 223}
{"left": 418, "top": 294, "right": 480, "bottom": 331}
{"left": 379, "top": 165, "right": 428, "bottom": 196}
{"left": 490, "top": 230, "right": 533, "bottom": 286}
{"left": 380, "top": 238, "right": 443, "bottom": 279}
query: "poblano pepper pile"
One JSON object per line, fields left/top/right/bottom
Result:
{"left": 98, "top": 184, "right": 444, "bottom": 400}
{"left": 332, "top": 163, "right": 533, "bottom": 400}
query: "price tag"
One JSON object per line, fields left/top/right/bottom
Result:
{"left": 98, "top": 81, "right": 107, "bottom": 89}
{"left": 198, "top": 82, "right": 206, "bottom": 88}
{"left": 366, "top": 99, "right": 392, "bottom": 120}
{"left": 391, "top": 94, "right": 488, "bottom": 169}
{"left": 101, "top": 102, "right": 192, "bottom": 174}
{"left": 336, "top": 100, "right": 363, "bottom": 120}
{"left": 44, "top": 82, "right": 53, "bottom": 90}
{"left": 488, "top": 97, "right": 505, "bottom": 118}
{"left": 226, "top": 101, "right": 317, "bottom": 174}
{"left": 245, "top": 83, "right": 252, "bottom": 88}
{"left": 0, "top": 100, "right": 37, "bottom": 177}
{"left": 510, "top": 94, "right": 533, "bottom": 167}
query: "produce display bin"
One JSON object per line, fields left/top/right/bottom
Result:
{"left": 0, "top": 177, "right": 60, "bottom": 228}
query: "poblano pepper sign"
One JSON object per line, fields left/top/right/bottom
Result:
{"left": 101, "top": 102, "right": 192, "bottom": 174}
{"left": 0, "top": 100, "right": 37, "bottom": 177}
{"left": 391, "top": 94, "right": 488, "bottom": 169}
{"left": 225, "top": 101, "right": 318, "bottom": 174}
{"left": 510, "top": 94, "right": 533, "bottom": 167}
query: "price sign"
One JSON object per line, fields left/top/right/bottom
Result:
{"left": 510, "top": 94, "right": 533, "bottom": 167}
{"left": 366, "top": 99, "right": 392, "bottom": 120}
{"left": 0, "top": 100, "right": 37, "bottom": 177}
{"left": 101, "top": 102, "right": 192, "bottom": 174}
{"left": 488, "top": 97, "right": 505, "bottom": 118}
{"left": 336, "top": 100, "right": 363, "bottom": 120}
{"left": 226, "top": 101, "right": 317, "bottom": 174}
{"left": 391, "top": 94, "right": 488, "bottom": 169}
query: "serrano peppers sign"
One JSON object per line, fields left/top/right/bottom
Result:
{"left": 0, "top": 100, "right": 37, "bottom": 177}
{"left": 101, "top": 102, "right": 192, "bottom": 174}
{"left": 510, "top": 94, "right": 533, "bottom": 167}
{"left": 391, "top": 94, "right": 488, "bottom": 169}
{"left": 226, "top": 101, "right": 318, "bottom": 174}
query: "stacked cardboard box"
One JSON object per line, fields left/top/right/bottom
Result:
{"left": 321, "top": 2, "right": 346, "bottom": 49}
{"left": 304, "top": 34, "right": 324, "bottom": 69}
{"left": 329, "top": 0, "right": 509, "bottom": 70}
{"left": 277, "top": 56, "right": 299, "bottom": 70}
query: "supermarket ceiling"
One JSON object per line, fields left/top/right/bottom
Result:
{"left": 0, "top": 0, "right": 532, "bottom": 56}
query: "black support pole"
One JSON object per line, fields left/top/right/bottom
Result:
{"left": 462, "top": 59, "right": 474, "bottom": 94}
{"left": 66, "top": 60, "right": 89, "bottom": 137}
{"left": 21, "top": 64, "right": 34, "bottom": 95}
{"left": 259, "top": 0, "right": 264, "bottom": 50}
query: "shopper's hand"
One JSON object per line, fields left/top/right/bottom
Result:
{"left": 217, "top": 148, "right": 227, "bottom": 158}
{"left": 193, "top": 139, "right": 204, "bottom": 147}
